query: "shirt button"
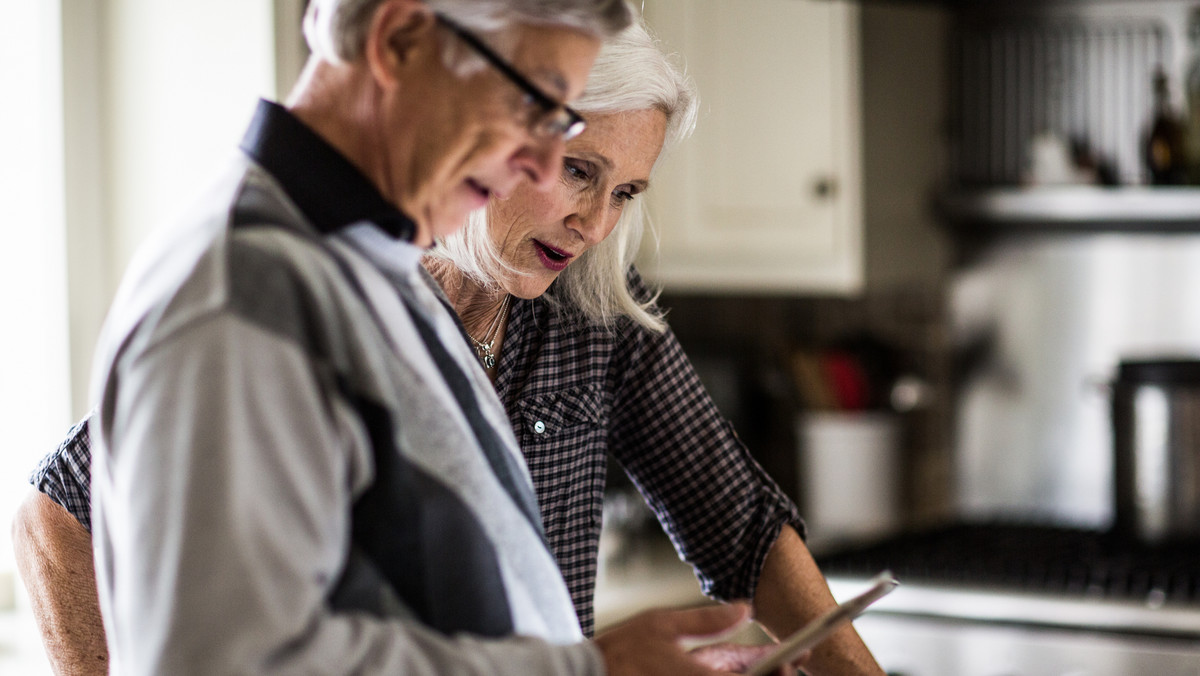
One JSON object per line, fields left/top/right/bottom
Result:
{"left": 533, "top": 421, "right": 546, "bottom": 434}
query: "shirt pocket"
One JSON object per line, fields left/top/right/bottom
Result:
{"left": 514, "top": 383, "right": 607, "bottom": 535}
{"left": 515, "top": 383, "right": 604, "bottom": 443}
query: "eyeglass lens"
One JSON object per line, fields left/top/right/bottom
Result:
{"left": 435, "top": 13, "right": 586, "bottom": 141}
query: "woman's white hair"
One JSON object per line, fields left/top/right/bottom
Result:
{"left": 430, "top": 17, "right": 699, "bottom": 333}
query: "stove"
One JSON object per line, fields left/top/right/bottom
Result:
{"left": 815, "top": 523, "right": 1200, "bottom": 675}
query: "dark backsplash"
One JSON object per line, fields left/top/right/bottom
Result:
{"left": 639, "top": 286, "right": 956, "bottom": 527}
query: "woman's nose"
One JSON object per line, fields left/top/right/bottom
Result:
{"left": 566, "top": 200, "right": 609, "bottom": 246}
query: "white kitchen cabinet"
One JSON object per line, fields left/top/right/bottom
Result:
{"left": 638, "top": 0, "right": 863, "bottom": 294}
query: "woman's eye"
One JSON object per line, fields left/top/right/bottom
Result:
{"left": 612, "top": 186, "right": 638, "bottom": 204}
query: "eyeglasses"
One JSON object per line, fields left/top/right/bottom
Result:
{"left": 435, "top": 13, "right": 587, "bottom": 142}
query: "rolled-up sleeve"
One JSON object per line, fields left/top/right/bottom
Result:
{"left": 30, "top": 414, "right": 95, "bottom": 532}
{"left": 607, "top": 281, "right": 804, "bottom": 602}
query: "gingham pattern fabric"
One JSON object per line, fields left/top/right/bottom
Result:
{"left": 30, "top": 414, "right": 93, "bottom": 532}
{"left": 495, "top": 269, "right": 803, "bottom": 636}
{"left": 31, "top": 269, "right": 803, "bottom": 638}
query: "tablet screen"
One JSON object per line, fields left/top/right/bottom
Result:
{"left": 744, "top": 571, "right": 897, "bottom": 676}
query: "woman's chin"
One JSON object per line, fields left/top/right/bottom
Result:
{"left": 507, "top": 275, "right": 557, "bottom": 301}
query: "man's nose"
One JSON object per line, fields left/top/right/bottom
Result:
{"left": 514, "top": 136, "right": 564, "bottom": 190}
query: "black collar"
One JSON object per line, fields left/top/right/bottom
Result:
{"left": 238, "top": 99, "right": 416, "bottom": 242}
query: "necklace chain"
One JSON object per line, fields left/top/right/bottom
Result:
{"left": 467, "top": 294, "right": 510, "bottom": 370}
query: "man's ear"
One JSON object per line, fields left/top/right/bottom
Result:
{"left": 364, "top": 0, "right": 437, "bottom": 90}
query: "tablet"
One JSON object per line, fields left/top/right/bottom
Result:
{"left": 744, "top": 571, "right": 898, "bottom": 676}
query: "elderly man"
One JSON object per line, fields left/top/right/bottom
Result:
{"left": 18, "top": 1, "right": 768, "bottom": 674}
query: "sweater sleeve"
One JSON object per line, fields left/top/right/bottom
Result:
{"left": 607, "top": 269, "right": 805, "bottom": 602}
{"left": 91, "top": 310, "right": 603, "bottom": 676}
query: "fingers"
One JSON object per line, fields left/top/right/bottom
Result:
{"left": 595, "top": 603, "right": 756, "bottom": 676}
{"left": 689, "top": 642, "right": 776, "bottom": 671}
{"left": 689, "top": 641, "right": 810, "bottom": 673}
{"left": 666, "top": 601, "right": 753, "bottom": 641}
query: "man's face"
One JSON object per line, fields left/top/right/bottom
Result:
{"left": 383, "top": 21, "right": 600, "bottom": 246}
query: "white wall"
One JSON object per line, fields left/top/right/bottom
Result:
{"left": 103, "top": 0, "right": 277, "bottom": 275}
{"left": 64, "top": 0, "right": 281, "bottom": 415}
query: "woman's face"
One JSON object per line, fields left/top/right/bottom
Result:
{"left": 487, "top": 108, "right": 668, "bottom": 299}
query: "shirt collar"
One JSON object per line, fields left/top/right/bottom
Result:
{"left": 238, "top": 99, "right": 417, "bottom": 242}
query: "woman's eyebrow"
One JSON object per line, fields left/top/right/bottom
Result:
{"left": 573, "top": 151, "right": 651, "bottom": 189}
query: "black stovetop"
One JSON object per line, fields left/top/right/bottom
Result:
{"left": 815, "top": 522, "right": 1200, "bottom": 608}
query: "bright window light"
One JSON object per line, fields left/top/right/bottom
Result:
{"left": 0, "top": 0, "right": 70, "bottom": 672}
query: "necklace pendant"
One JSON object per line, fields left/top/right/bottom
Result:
{"left": 476, "top": 343, "right": 497, "bottom": 369}
{"left": 468, "top": 294, "right": 509, "bottom": 372}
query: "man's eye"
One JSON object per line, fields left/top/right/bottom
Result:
{"left": 564, "top": 161, "right": 592, "bottom": 182}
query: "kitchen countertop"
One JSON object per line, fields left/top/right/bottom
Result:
{"left": 594, "top": 529, "right": 709, "bottom": 632}
{"left": 593, "top": 528, "right": 775, "bottom": 649}
{"left": 825, "top": 574, "right": 1200, "bottom": 638}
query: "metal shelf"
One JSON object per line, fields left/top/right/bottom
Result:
{"left": 937, "top": 187, "right": 1200, "bottom": 232}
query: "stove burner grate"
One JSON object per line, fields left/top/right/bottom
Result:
{"left": 815, "top": 522, "right": 1200, "bottom": 607}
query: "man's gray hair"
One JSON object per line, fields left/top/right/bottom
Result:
{"left": 428, "top": 17, "right": 699, "bottom": 333}
{"left": 304, "top": 0, "right": 633, "bottom": 65}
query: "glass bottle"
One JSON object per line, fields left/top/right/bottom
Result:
{"left": 1144, "top": 67, "right": 1186, "bottom": 185}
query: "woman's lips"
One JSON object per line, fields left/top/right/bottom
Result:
{"left": 533, "top": 240, "right": 574, "bottom": 272}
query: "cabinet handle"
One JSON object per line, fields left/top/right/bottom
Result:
{"left": 813, "top": 176, "right": 838, "bottom": 199}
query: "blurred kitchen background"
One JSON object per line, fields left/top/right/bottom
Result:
{"left": 5, "top": 0, "right": 1200, "bottom": 674}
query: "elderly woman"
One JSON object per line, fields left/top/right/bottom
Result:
{"left": 425, "top": 20, "right": 882, "bottom": 675}
{"left": 15, "top": 16, "right": 883, "bottom": 676}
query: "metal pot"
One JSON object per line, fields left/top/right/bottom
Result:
{"left": 1112, "top": 359, "right": 1200, "bottom": 545}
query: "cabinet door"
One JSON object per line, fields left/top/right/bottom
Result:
{"left": 638, "top": 0, "right": 862, "bottom": 294}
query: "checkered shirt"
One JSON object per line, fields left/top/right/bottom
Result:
{"left": 31, "top": 269, "right": 802, "bottom": 637}
{"left": 495, "top": 269, "right": 803, "bottom": 636}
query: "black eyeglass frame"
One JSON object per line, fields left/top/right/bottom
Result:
{"left": 434, "top": 13, "right": 587, "bottom": 141}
